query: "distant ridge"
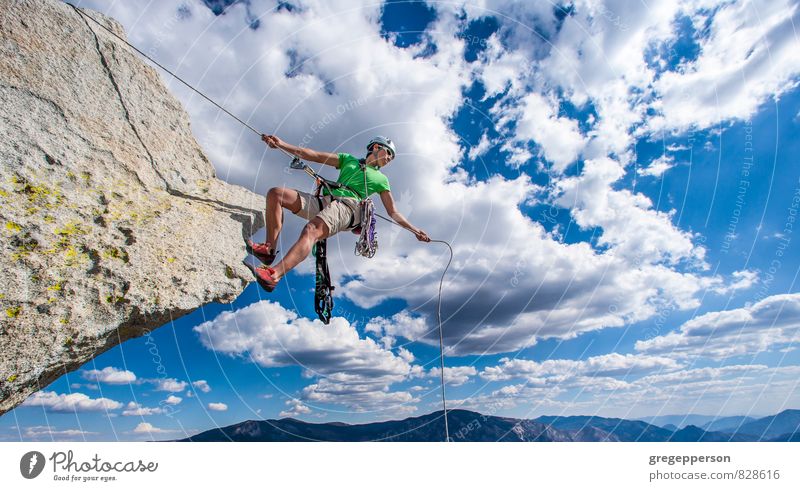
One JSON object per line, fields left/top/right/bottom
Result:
{"left": 176, "top": 408, "right": 800, "bottom": 442}
{"left": 719, "top": 410, "right": 800, "bottom": 439}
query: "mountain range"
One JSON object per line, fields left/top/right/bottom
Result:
{"left": 175, "top": 408, "right": 800, "bottom": 442}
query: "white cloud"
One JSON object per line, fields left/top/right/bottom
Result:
{"left": 164, "top": 395, "right": 183, "bottom": 405}
{"left": 196, "top": 300, "right": 412, "bottom": 377}
{"left": 555, "top": 156, "right": 706, "bottom": 266}
{"left": 192, "top": 380, "right": 211, "bottom": 393}
{"left": 636, "top": 293, "right": 800, "bottom": 359}
{"left": 208, "top": 402, "right": 228, "bottom": 411}
{"left": 150, "top": 378, "right": 188, "bottom": 392}
{"left": 648, "top": 0, "right": 800, "bottom": 132}
{"left": 365, "top": 311, "right": 430, "bottom": 347}
{"left": 131, "top": 422, "right": 176, "bottom": 434}
{"left": 300, "top": 376, "right": 416, "bottom": 413}
{"left": 342, "top": 180, "right": 725, "bottom": 355}
{"left": 82, "top": 367, "right": 137, "bottom": 385}
{"left": 637, "top": 155, "right": 675, "bottom": 178}
{"left": 21, "top": 391, "right": 123, "bottom": 413}
{"left": 279, "top": 399, "right": 311, "bottom": 418}
{"left": 23, "top": 426, "right": 98, "bottom": 440}
{"left": 70, "top": 383, "right": 99, "bottom": 390}
{"left": 463, "top": 361, "right": 800, "bottom": 418}
{"left": 712, "top": 270, "right": 759, "bottom": 295}
{"left": 494, "top": 91, "right": 587, "bottom": 172}
{"left": 480, "top": 353, "right": 682, "bottom": 382}
{"left": 467, "top": 131, "right": 492, "bottom": 161}
{"left": 122, "top": 402, "right": 165, "bottom": 416}
{"left": 428, "top": 366, "right": 477, "bottom": 386}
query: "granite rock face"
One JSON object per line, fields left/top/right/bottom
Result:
{"left": 0, "top": 0, "right": 265, "bottom": 415}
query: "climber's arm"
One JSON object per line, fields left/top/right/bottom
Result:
{"left": 379, "top": 190, "right": 430, "bottom": 242}
{"left": 261, "top": 134, "right": 339, "bottom": 168}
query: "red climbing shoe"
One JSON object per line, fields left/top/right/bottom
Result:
{"left": 246, "top": 239, "right": 277, "bottom": 265}
{"left": 246, "top": 263, "right": 279, "bottom": 292}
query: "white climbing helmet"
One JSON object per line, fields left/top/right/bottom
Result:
{"left": 367, "top": 136, "right": 396, "bottom": 158}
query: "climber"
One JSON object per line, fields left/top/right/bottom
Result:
{"left": 247, "top": 134, "right": 430, "bottom": 292}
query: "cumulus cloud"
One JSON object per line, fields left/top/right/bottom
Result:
{"left": 21, "top": 391, "right": 123, "bottom": 413}
{"left": 192, "top": 380, "right": 212, "bottom": 393}
{"left": 131, "top": 422, "right": 177, "bottom": 434}
{"left": 365, "top": 310, "right": 430, "bottom": 347}
{"left": 164, "top": 395, "right": 183, "bottom": 405}
{"left": 555, "top": 156, "right": 705, "bottom": 266}
{"left": 279, "top": 399, "right": 312, "bottom": 418}
{"left": 149, "top": 378, "right": 188, "bottom": 392}
{"left": 480, "top": 353, "right": 682, "bottom": 382}
{"left": 82, "top": 367, "right": 137, "bottom": 385}
{"left": 122, "top": 402, "right": 165, "bottom": 416}
{"left": 300, "top": 376, "right": 417, "bottom": 413}
{"left": 711, "top": 270, "right": 759, "bottom": 295}
{"left": 495, "top": 91, "right": 587, "bottom": 172}
{"left": 23, "top": 426, "right": 98, "bottom": 440}
{"left": 195, "top": 300, "right": 417, "bottom": 412}
{"left": 648, "top": 0, "right": 800, "bottom": 132}
{"left": 195, "top": 300, "right": 412, "bottom": 380}
{"left": 465, "top": 362, "right": 800, "bottom": 418}
{"left": 208, "top": 402, "right": 228, "bottom": 411}
{"left": 428, "top": 366, "right": 477, "bottom": 386}
{"left": 70, "top": 383, "right": 99, "bottom": 391}
{"left": 466, "top": 131, "right": 492, "bottom": 161}
{"left": 637, "top": 155, "right": 675, "bottom": 178}
{"left": 636, "top": 293, "right": 800, "bottom": 359}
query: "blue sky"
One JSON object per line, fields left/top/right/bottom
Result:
{"left": 4, "top": 0, "right": 800, "bottom": 441}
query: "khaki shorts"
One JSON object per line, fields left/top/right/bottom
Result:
{"left": 294, "top": 190, "right": 360, "bottom": 236}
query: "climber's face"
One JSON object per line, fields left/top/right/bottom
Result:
{"left": 367, "top": 144, "right": 394, "bottom": 168}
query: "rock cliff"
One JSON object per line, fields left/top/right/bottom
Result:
{"left": 0, "top": 0, "right": 264, "bottom": 414}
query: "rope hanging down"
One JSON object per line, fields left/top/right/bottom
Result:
{"left": 68, "top": 3, "right": 453, "bottom": 442}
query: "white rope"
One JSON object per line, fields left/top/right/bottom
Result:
{"left": 373, "top": 214, "right": 453, "bottom": 442}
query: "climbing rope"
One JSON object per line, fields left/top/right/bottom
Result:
{"left": 354, "top": 159, "right": 378, "bottom": 258}
{"left": 354, "top": 197, "right": 378, "bottom": 258}
{"left": 68, "top": 4, "right": 453, "bottom": 442}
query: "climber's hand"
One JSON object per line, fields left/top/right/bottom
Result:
{"left": 414, "top": 229, "right": 431, "bottom": 242}
{"left": 261, "top": 134, "right": 284, "bottom": 149}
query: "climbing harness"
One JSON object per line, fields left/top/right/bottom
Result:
{"left": 288, "top": 155, "right": 379, "bottom": 318}
{"left": 67, "top": 3, "right": 453, "bottom": 442}
{"left": 301, "top": 158, "right": 350, "bottom": 325}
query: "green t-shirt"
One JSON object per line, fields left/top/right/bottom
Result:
{"left": 325, "top": 153, "right": 391, "bottom": 200}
